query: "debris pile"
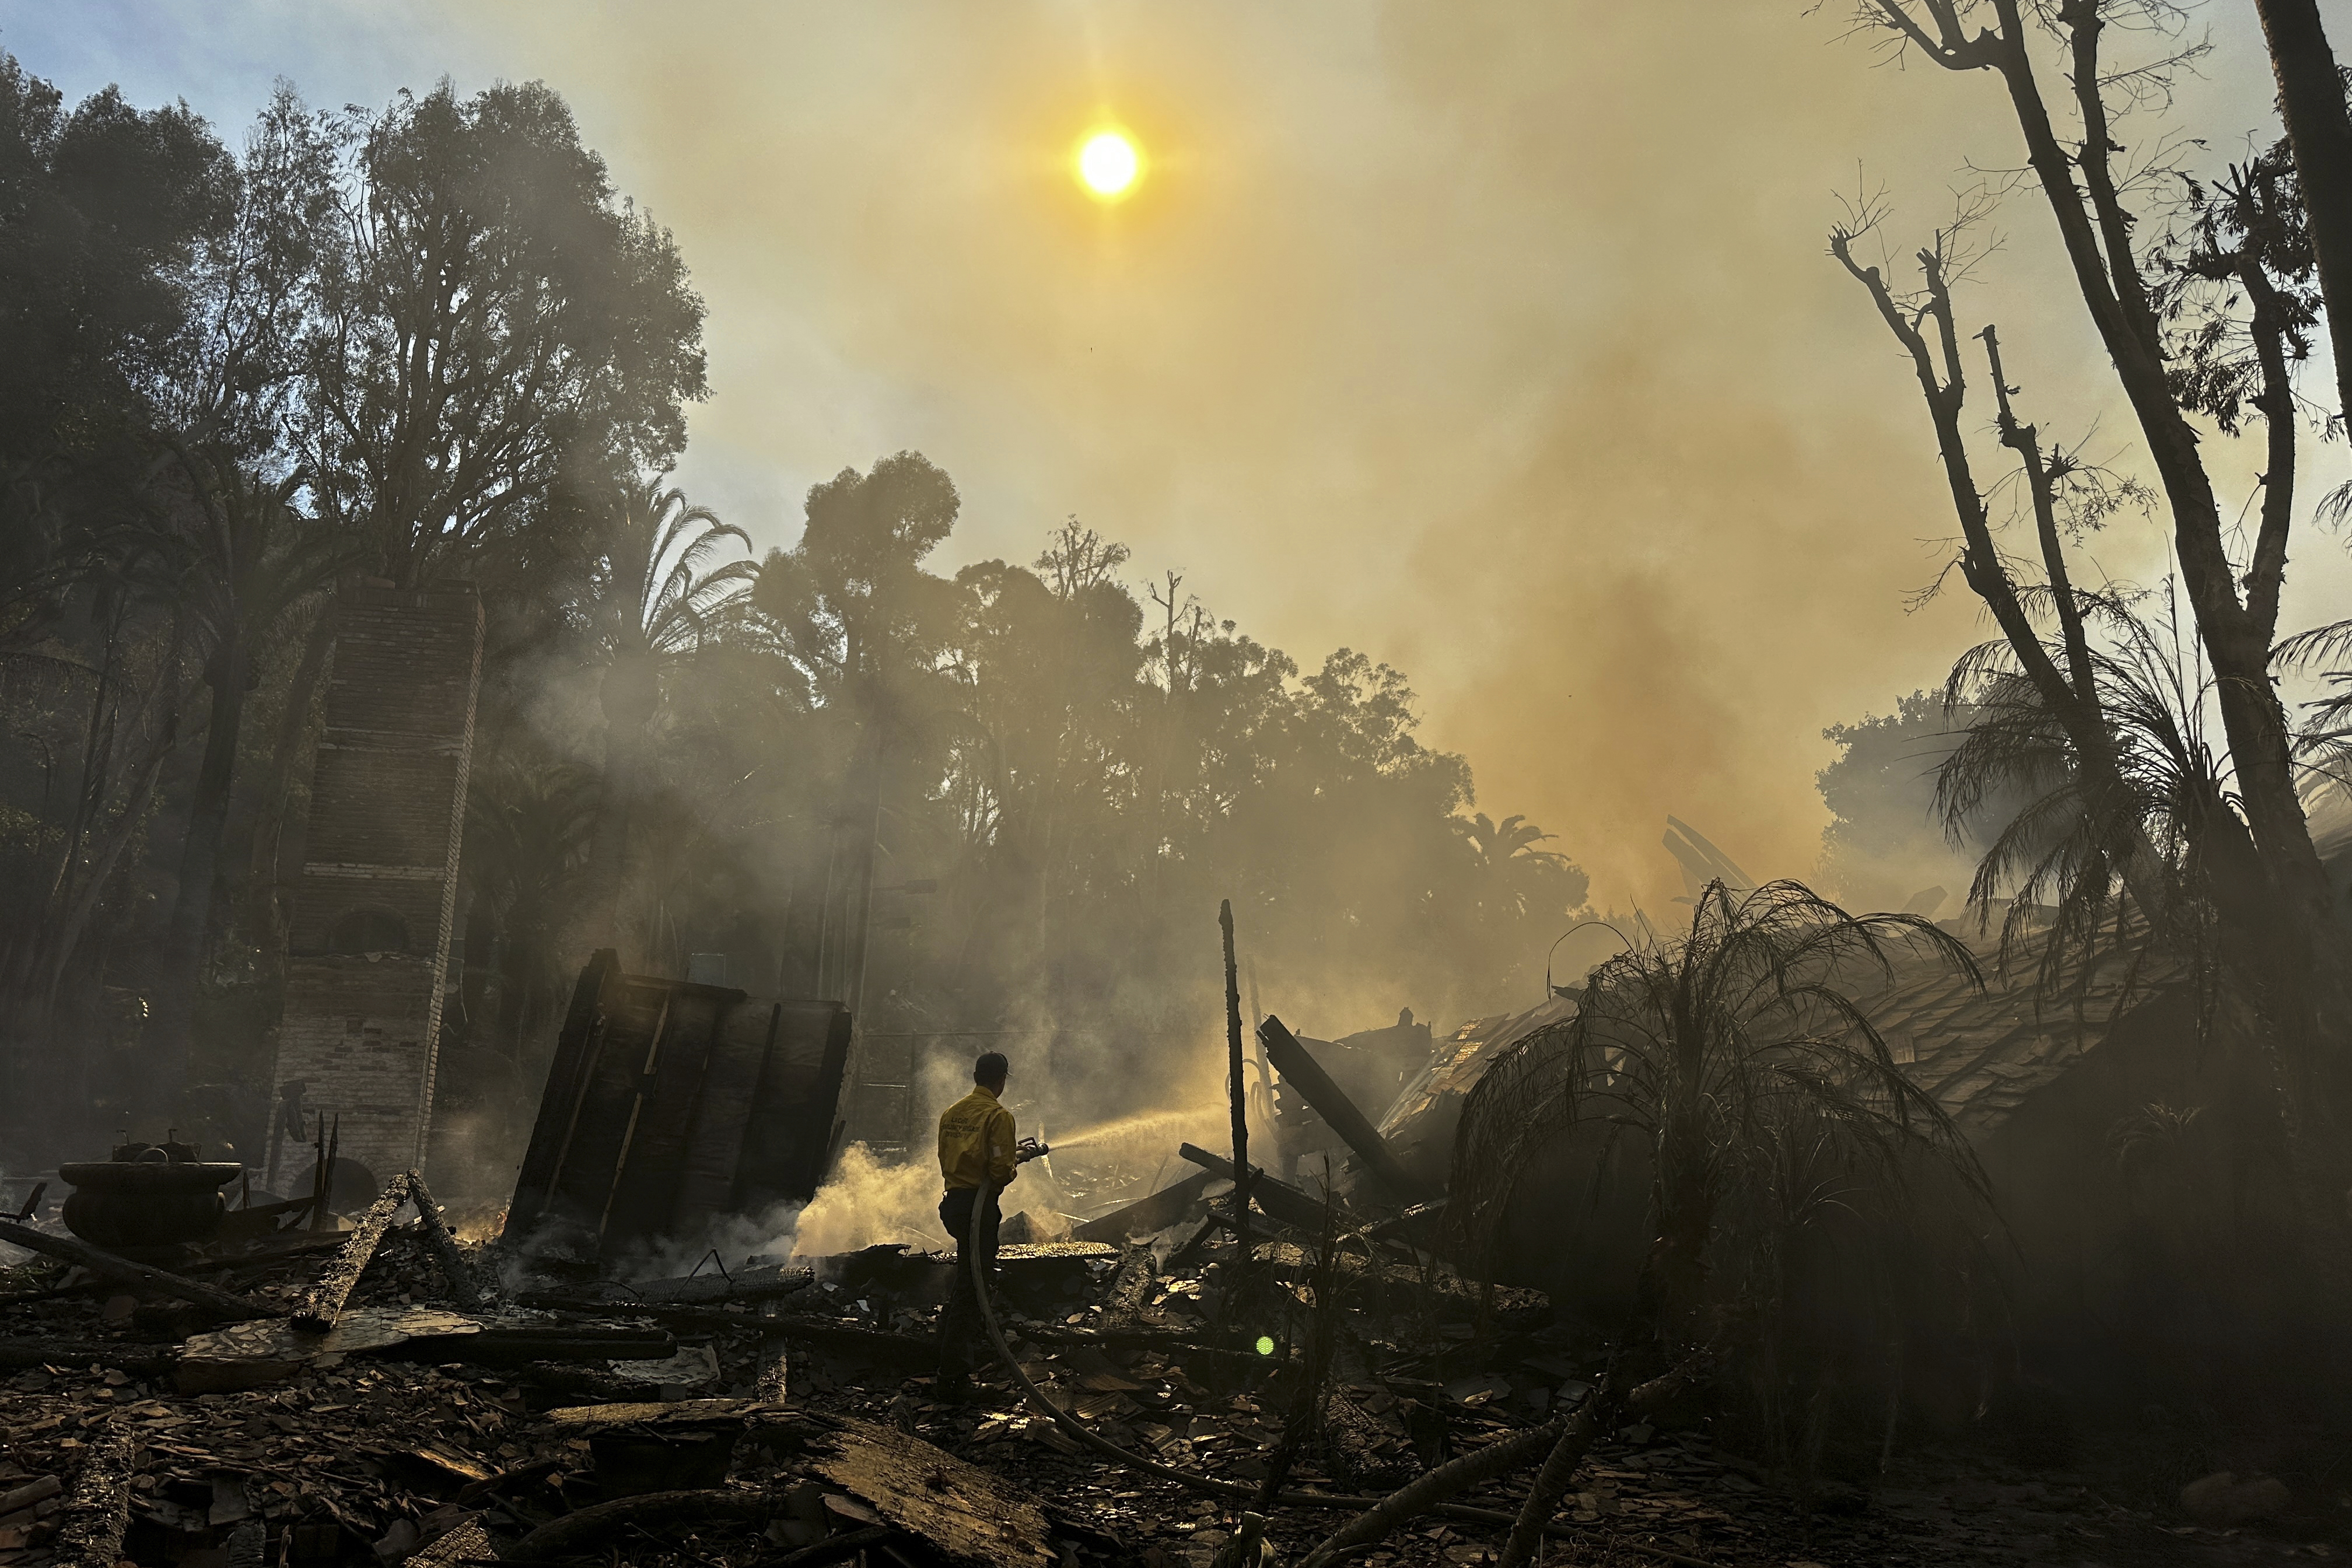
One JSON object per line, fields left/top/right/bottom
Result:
{"left": 2, "top": 1000, "right": 2307, "bottom": 1567}
{"left": 0, "top": 1142, "right": 2298, "bottom": 1568}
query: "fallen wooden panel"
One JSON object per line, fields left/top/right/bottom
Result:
{"left": 503, "top": 957, "right": 852, "bottom": 1264}
{"left": 178, "top": 1306, "right": 483, "bottom": 1392}
{"left": 809, "top": 1413, "right": 1056, "bottom": 1567}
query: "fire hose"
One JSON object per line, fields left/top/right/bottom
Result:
{"left": 957, "top": 1181, "right": 1711, "bottom": 1567}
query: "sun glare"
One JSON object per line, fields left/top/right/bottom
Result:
{"left": 1077, "top": 129, "right": 1142, "bottom": 200}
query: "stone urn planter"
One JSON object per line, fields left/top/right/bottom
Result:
{"left": 60, "top": 1137, "right": 242, "bottom": 1248}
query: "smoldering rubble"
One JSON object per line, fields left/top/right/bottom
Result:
{"left": 1, "top": 1030, "right": 2326, "bottom": 1568}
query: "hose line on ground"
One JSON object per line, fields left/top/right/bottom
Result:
{"left": 957, "top": 1181, "right": 1713, "bottom": 1567}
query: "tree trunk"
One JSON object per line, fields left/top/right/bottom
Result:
{"left": 1982, "top": 0, "right": 2350, "bottom": 1064}
{"left": 144, "top": 636, "right": 249, "bottom": 1117}
{"left": 580, "top": 655, "right": 657, "bottom": 968}
{"left": 2250, "top": 0, "right": 2352, "bottom": 433}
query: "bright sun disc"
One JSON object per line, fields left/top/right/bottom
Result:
{"left": 1077, "top": 130, "right": 1140, "bottom": 198}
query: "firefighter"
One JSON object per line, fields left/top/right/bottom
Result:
{"left": 934, "top": 1050, "right": 1042, "bottom": 1399}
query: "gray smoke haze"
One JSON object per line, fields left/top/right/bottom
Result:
{"left": 14, "top": 0, "right": 2346, "bottom": 909}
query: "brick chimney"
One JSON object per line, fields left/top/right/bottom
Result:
{"left": 270, "top": 584, "right": 483, "bottom": 1186}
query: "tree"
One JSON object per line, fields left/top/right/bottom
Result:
{"left": 1459, "top": 811, "right": 1589, "bottom": 923}
{"left": 2244, "top": 1, "right": 2352, "bottom": 438}
{"left": 0, "top": 52, "right": 235, "bottom": 602}
{"left": 1448, "top": 880, "right": 1989, "bottom": 1507}
{"left": 1842, "top": 1, "right": 2348, "bottom": 1074}
{"left": 749, "top": 453, "right": 963, "bottom": 1005}
{"left": 301, "top": 80, "right": 707, "bottom": 588}
{"left": 751, "top": 451, "right": 964, "bottom": 708}
{"left": 131, "top": 449, "right": 354, "bottom": 1110}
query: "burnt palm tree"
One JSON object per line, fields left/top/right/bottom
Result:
{"left": 1417, "top": 881, "right": 1990, "bottom": 1564}
{"left": 1455, "top": 878, "right": 1985, "bottom": 1353}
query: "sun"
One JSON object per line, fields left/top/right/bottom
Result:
{"left": 1076, "top": 129, "right": 1142, "bottom": 200}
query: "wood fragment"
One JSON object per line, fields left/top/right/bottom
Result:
{"left": 506, "top": 1486, "right": 779, "bottom": 1562}
{"left": 403, "top": 1174, "right": 484, "bottom": 1308}
{"left": 808, "top": 1413, "right": 1056, "bottom": 1566}
{"left": 0, "top": 1474, "right": 61, "bottom": 1515}
{"left": 0, "top": 1219, "right": 285, "bottom": 1321}
{"left": 293, "top": 1171, "right": 416, "bottom": 1331}
{"left": 49, "top": 1427, "right": 135, "bottom": 1568}
{"left": 755, "top": 1334, "right": 789, "bottom": 1402}
{"left": 540, "top": 1398, "right": 772, "bottom": 1431}
{"left": 0, "top": 1338, "right": 177, "bottom": 1376}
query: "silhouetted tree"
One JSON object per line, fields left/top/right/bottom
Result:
{"left": 300, "top": 80, "right": 707, "bottom": 588}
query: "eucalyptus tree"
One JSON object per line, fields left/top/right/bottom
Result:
{"left": 300, "top": 80, "right": 707, "bottom": 588}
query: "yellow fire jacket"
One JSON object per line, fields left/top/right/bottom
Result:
{"left": 937, "top": 1084, "right": 1018, "bottom": 1191}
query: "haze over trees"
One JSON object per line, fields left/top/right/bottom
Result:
{"left": 0, "top": 53, "right": 1594, "bottom": 1171}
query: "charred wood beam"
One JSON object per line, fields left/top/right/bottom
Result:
{"left": 50, "top": 1428, "right": 135, "bottom": 1568}
{"left": 515, "top": 1295, "right": 938, "bottom": 1365}
{"left": 0, "top": 1219, "right": 285, "bottom": 1321}
{"left": 1177, "top": 1144, "right": 1358, "bottom": 1235}
{"left": 507, "top": 1486, "right": 783, "bottom": 1563}
{"left": 293, "top": 1171, "right": 419, "bottom": 1331}
{"left": 401, "top": 1174, "right": 484, "bottom": 1308}
{"left": 761, "top": 1525, "right": 894, "bottom": 1567}
{"left": 1256, "top": 1016, "right": 1432, "bottom": 1201}
{"left": 0, "top": 1339, "right": 178, "bottom": 1376}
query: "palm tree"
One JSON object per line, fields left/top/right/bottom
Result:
{"left": 1455, "top": 878, "right": 1986, "bottom": 1353}
{"left": 1458, "top": 810, "right": 1588, "bottom": 932}
{"left": 576, "top": 471, "right": 753, "bottom": 961}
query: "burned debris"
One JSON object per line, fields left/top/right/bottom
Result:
{"left": 8, "top": 913, "right": 2336, "bottom": 1568}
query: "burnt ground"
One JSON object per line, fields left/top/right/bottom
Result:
{"left": 2, "top": 1220, "right": 2347, "bottom": 1568}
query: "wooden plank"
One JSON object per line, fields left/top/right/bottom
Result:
{"left": 293, "top": 1172, "right": 415, "bottom": 1331}
{"left": 606, "top": 987, "right": 741, "bottom": 1247}
{"left": 0, "top": 1219, "right": 284, "bottom": 1321}
{"left": 1258, "top": 1015, "right": 1432, "bottom": 1200}
{"left": 811, "top": 1414, "right": 1056, "bottom": 1566}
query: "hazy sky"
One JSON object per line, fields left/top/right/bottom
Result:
{"left": 8, "top": 1, "right": 2343, "bottom": 909}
